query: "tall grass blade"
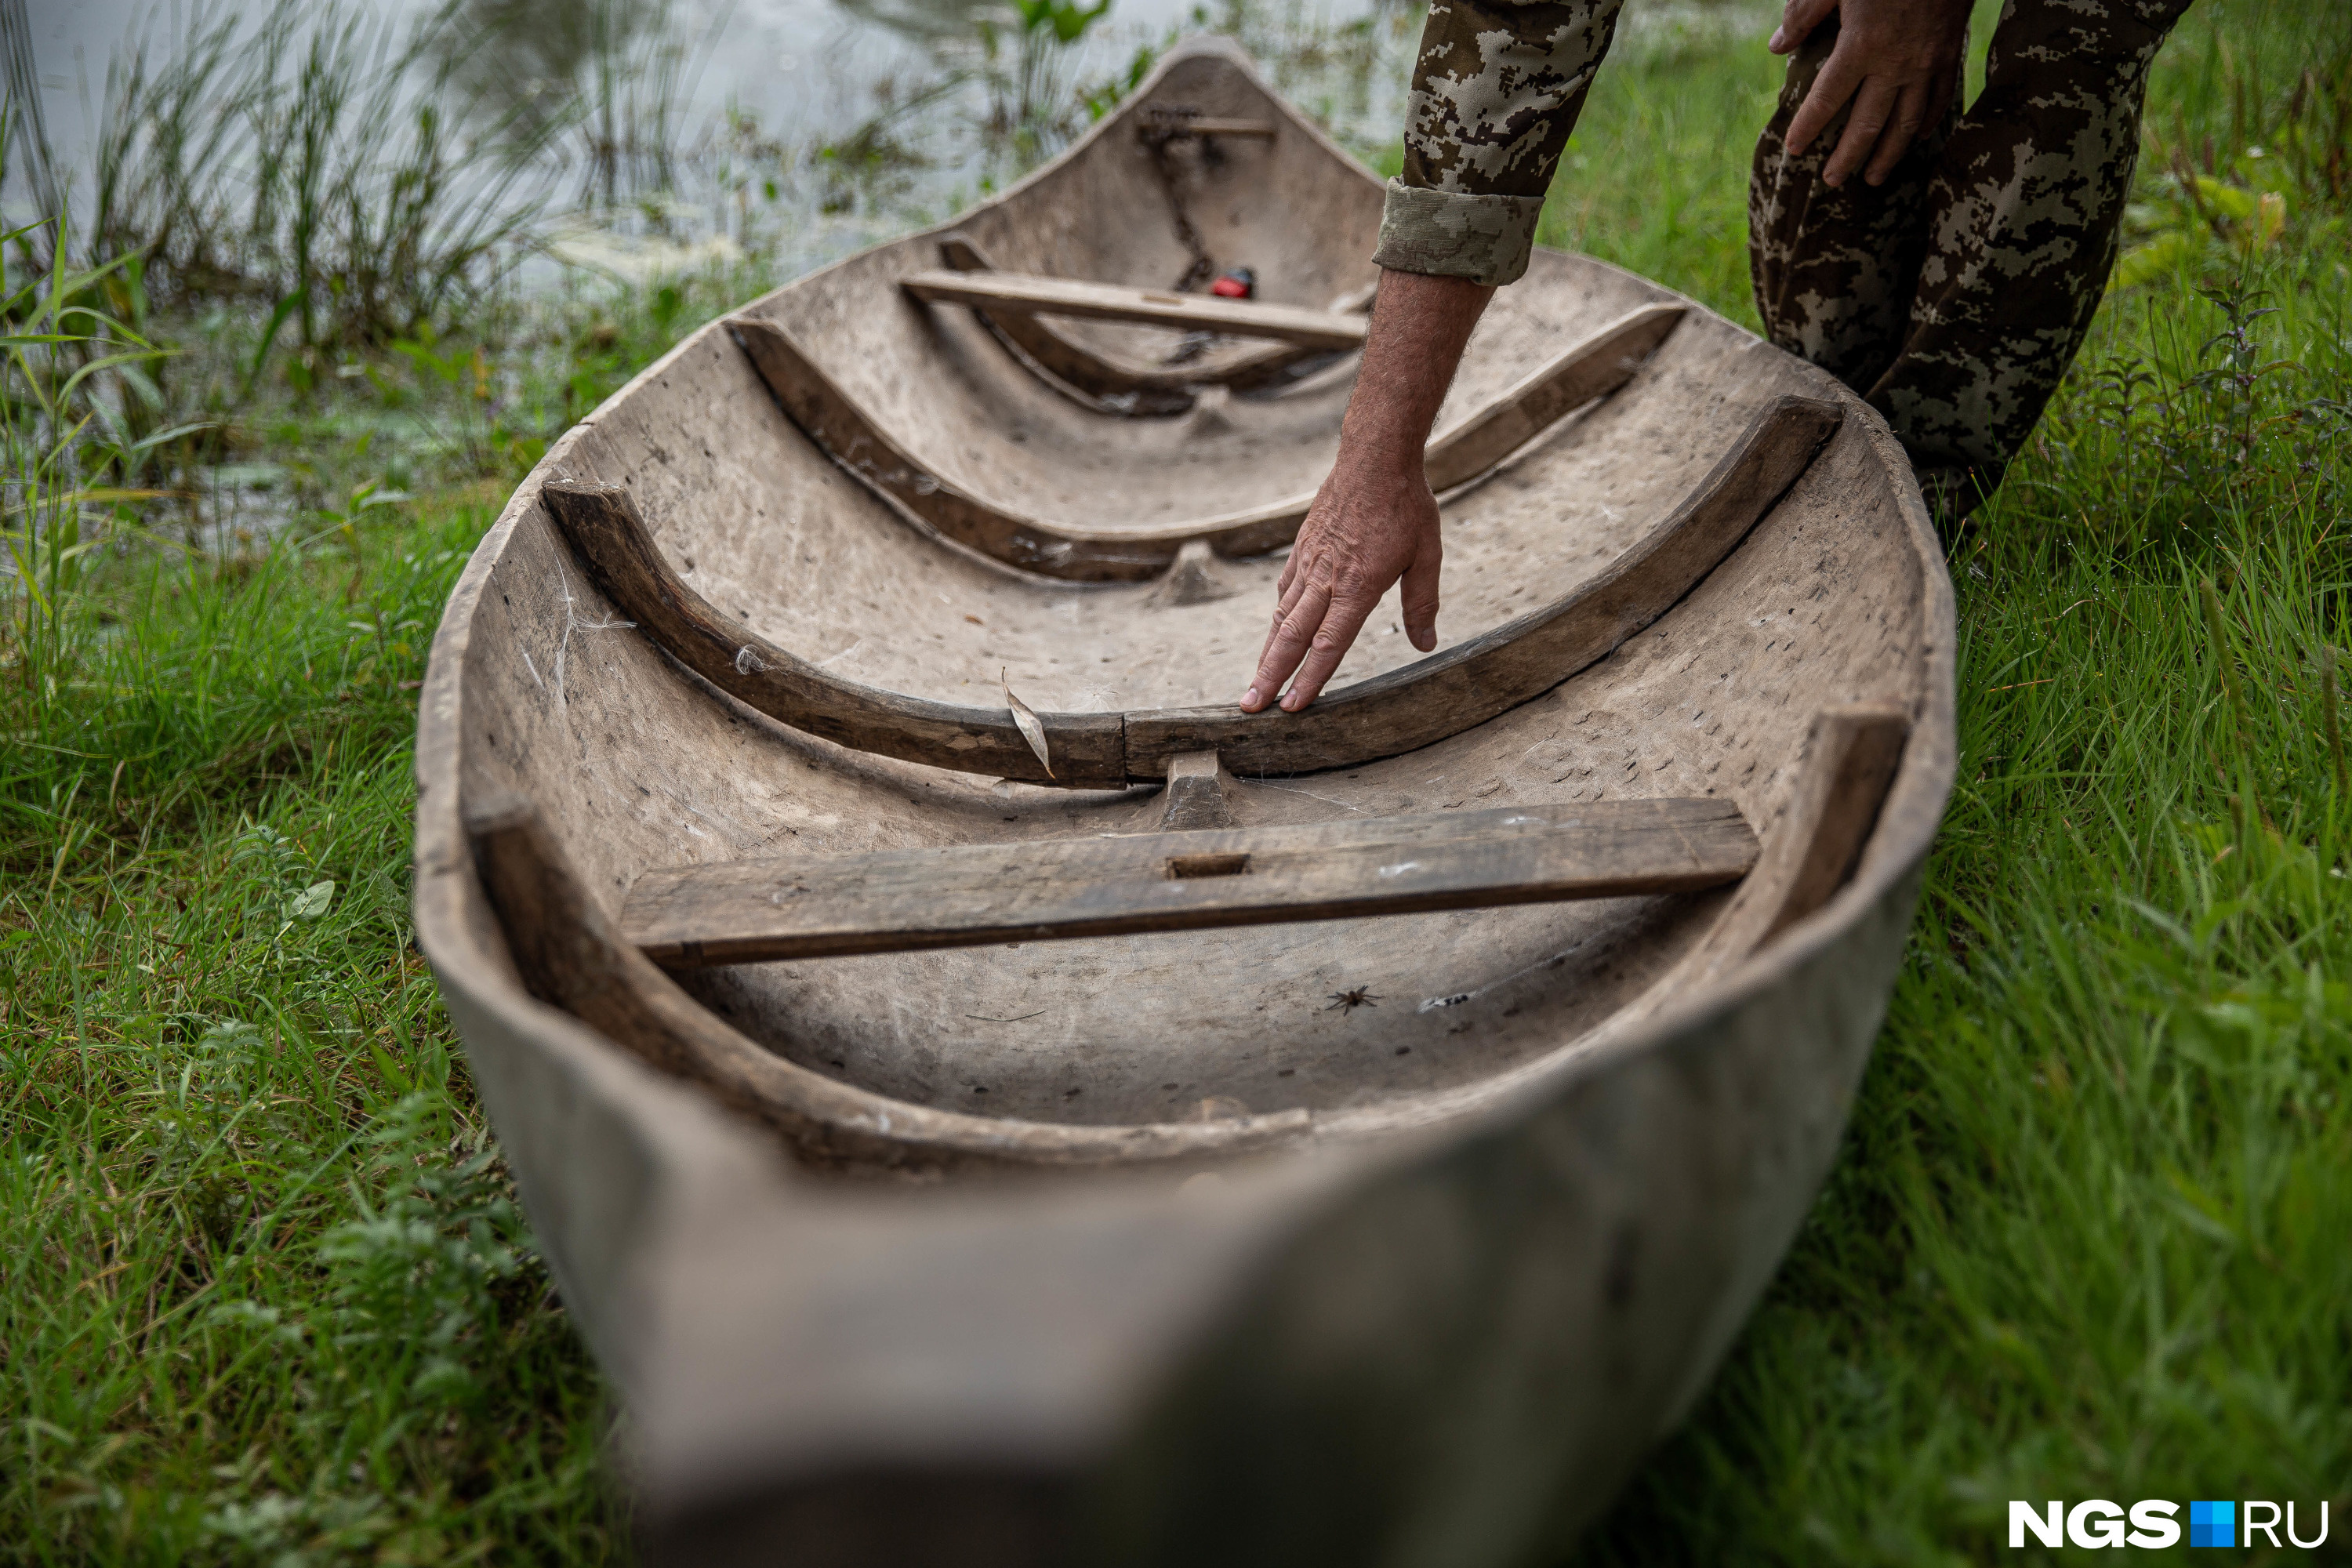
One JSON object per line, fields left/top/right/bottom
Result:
{"left": 2325, "top": 643, "right": 2347, "bottom": 793}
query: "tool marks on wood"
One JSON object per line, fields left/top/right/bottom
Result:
{"left": 1682, "top": 704, "right": 1911, "bottom": 978}
{"left": 1423, "top": 303, "right": 1686, "bottom": 490}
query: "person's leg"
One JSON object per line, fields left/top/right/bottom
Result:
{"left": 1867, "top": 0, "right": 2197, "bottom": 490}
{"left": 1750, "top": 14, "right": 1963, "bottom": 397}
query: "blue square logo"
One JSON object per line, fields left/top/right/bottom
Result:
{"left": 2191, "top": 1501, "right": 2236, "bottom": 1548}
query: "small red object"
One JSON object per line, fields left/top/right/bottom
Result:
{"left": 1210, "top": 268, "right": 1255, "bottom": 299}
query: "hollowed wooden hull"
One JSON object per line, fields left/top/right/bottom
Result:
{"left": 412, "top": 38, "right": 1955, "bottom": 1565}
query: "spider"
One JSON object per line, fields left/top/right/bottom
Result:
{"left": 1325, "top": 987, "right": 1381, "bottom": 1015}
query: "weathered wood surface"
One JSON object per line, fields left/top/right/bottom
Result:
{"left": 622, "top": 800, "right": 1758, "bottom": 967}
{"left": 1124, "top": 394, "right": 1843, "bottom": 775}
{"left": 1422, "top": 303, "right": 1684, "bottom": 489}
{"left": 540, "top": 481, "right": 1130, "bottom": 789}
{"left": 933, "top": 233, "right": 1353, "bottom": 414}
{"left": 1679, "top": 705, "right": 1911, "bottom": 979}
{"left": 470, "top": 793, "right": 1312, "bottom": 1173}
{"left": 408, "top": 38, "right": 1959, "bottom": 1568}
{"left": 731, "top": 301, "right": 1686, "bottom": 581}
{"left": 1158, "top": 750, "right": 1235, "bottom": 829}
{"left": 544, "top": 401, "right": 1831, "bottom": 787}
{"left": 901, "top": 270, "right": 1370, "bottom": 350}
{"left": 729, "top": 313, "right": 1194, "bottom": 580}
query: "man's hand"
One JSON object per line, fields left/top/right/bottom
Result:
{"left": 1240, "top": 270, "right": 1492, "bottom": 713}
{"left": 1245, "top": 445, "right": 1443, "bottom": 713}
{"left": 1769, "top": 0, "right": 1972, "bottom": 188}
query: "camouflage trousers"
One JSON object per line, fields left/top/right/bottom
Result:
{"left": 1752, "top": 0, "right": 2196, "bottom": 486}
{"left": 1376, "top": 0, "right": 2196, "bottom": 488}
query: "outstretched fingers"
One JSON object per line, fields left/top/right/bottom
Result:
{"left": 1399, "top": 538, "right": 1441, "bottom": 652}
{"left": 1277, "top": 583, "right": 1384, "bottom": 711}
{"left": 1825, "top": 76, "right": 1901, "bottom": 187}
{"left": 1243, "top": 579, "right": 1330, "bottom": 713}
{"left": 1862, "top": 82, "right": 1928, "bottom": 185}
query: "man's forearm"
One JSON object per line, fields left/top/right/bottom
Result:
{"left": 1236, "top": 270, "right": 1494, "bottom": 714}
{"left": 1339, "top": 270, "right": 1497, "bottom": 474}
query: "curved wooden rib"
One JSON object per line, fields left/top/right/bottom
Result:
{"left": 540, "top": 482, "right": 1128, "bottom": 790}
{"left": 729, "top": 301, "right": 1686, "bottom": 582}
{"left": 1424, "top": 302, "right": 1686, "bottom": 489}
{"left": 541, "top": 397, "right": 1833, "bottom": 792}
{"left": 468, "top": 796, "right": 1311, "bottom": 1175}
{"left": 1122, "top": 395, "right": 1845, "bottom": 777}
{"left": 932, "top": 233, "right": 1359, "bottom": 416}
{"left": 1682, "top": 704, "right": 1909, "bottom": 976}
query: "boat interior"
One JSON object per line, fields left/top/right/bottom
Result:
{"left": 451, "top": 42, "right": 1939, "bottom": 1178}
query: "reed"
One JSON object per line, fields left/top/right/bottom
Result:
{"left": 429, "top": 0, "right": 726, "bottom": 212}
{"left": 91, "top": 0, "right": 552, "bottom": 348}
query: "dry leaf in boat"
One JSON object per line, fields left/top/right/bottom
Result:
{"left": 1002, "top": 667, "right": 1053, "bottom": 778}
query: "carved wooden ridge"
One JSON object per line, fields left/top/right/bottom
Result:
{"left": 539, "top": 393, "right": 1839, "bottom": 789}
{"left": 728, "top": 299, "right": 1687, "bottom": 581}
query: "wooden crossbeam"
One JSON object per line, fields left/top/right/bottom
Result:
{"left": 467, "top": 795, "right": 1310, "bottom": 1172}
{"left": 899, "top": 270, "right": 1370, "bottom": 352}
{"left": 931, "top": 232, "right": 1368, "bottom": 413}
{"left": 620, "top": 800, "right": 1758, "bottom": 968}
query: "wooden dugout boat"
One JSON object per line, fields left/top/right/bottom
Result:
{"left": 412, "top": 38, "right": 1955, "bottom": 1566}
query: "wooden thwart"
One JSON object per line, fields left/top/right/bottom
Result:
{"left": 729, "top": 298, "right": 1685, "bottom": 579}
{"left": 1144, "top": 116, "right": 1276, "bottom": 138}
{"left": 620, "top": 799, "right": 1759, "bottom": 968}
{"left": 900, "top": 270, "right": 1369, "bottom": 351}
{"left": 932, "top": 233, "right": 1359, "bottom": 414}
{"left": 468, "top": 796, "right": 1312, "bottom": 1172}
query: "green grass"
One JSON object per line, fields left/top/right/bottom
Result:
{"left": 2, "top": 512, "right": 626, "bottom": 1561}
{"left": 1565, "top": 2, "right": 2352, "bottom": 1562}
{"left": 5, "top": 0, "right": 2350, "bottom": 1561}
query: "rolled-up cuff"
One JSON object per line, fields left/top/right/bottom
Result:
{"left": 1370, "top": 178, "right": 1545, "bottom": 287}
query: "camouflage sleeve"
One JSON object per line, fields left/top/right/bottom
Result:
{"left": 1374, "top": 0, "right": 1626, "bottom": 286}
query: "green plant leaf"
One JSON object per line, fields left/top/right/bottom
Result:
{"left": 287, "top": 880, "right": 336, "bottom": 920}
